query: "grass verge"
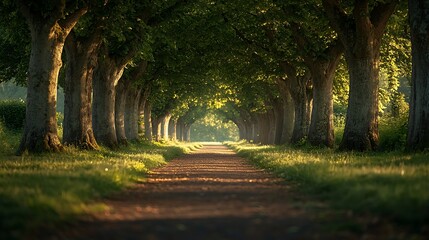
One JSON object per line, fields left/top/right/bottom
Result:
{"left": 226, "top": 141, "right": 429, "bottom": 236}
{"left": 0, "top": 128, "right": 201, "bottom": 240}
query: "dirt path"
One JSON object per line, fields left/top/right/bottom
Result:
{"left": 48, "top": 144, "right": 340, "bottom": 240}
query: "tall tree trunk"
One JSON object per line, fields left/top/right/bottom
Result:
{"left": 92, "top": 52, "right": 125, "bottom": 149}
{"left": 176, "top": 120, "right": 184, "bottom": 141}
{"left": 257, "top": 114, "right": 269, "bottom": 144}
{"left": 144, "top": 101, "right": 152, "bottom": 140}
{"left": 169, "top": 118, "right": 177, "bottom": 141}
{"left": 290, "top": 74, "right": 312, "bottom": 144}
{"left": 125, "top": 87, "right": 142, "bottom": 141}
{"left": 323, "top": 0, "right": 396, "bottom": 151}
{"left": 16, "top": 4, "right": 87, "bottom": 154}
{"left": 276, "top": 80, "right": 295, "bottom": 144}
{"left": 272, "top": 100, "right": 284, "bottom": 145}
{"left": 267, "top": 109, "right": 276, "bottom": 145}
{"left": 183, "top": 124, "right": 191, "bottom": 142}
{"left": 63, "top": 31, "right": 100, "bottom": 150}
{"left": 114, "top": 78, "right": 129, "bottom": 145}
{"left": 407, "top": 0, "right": 429, "bottom": 151}
{"left": 138, "top": 87, "right": 150, "bottom": 134}
{"left": 161, "top": 113, "right": 172, "bottom": 140}
{"left": 151, "top": 116, "right": 161, "bottom": 142}
{"left": 290, "top": 26, "right": 343, "bottom": 148}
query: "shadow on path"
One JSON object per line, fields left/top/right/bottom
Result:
{"left": 43, "top": 145, "right": 338, "bottom": 240}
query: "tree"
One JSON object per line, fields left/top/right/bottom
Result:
{"left": 15, "top": 0, "right": 88, "bottom": 154}
{"left": 63, "top": 14, "right": 103, "bottom": 149}
{"left": 406, "top": 0, "right": 429, "bottom": 151}
{"left": 322, "top": 0, "right": 397, "bottom": 151}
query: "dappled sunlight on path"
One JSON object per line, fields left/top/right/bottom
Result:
{"left": 46, "top": 145, "right": 335, "bottom": 240}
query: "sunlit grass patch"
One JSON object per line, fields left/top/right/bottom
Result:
{"left": 226, "top": 141, "right": 429, "bottom": 230}
{"left": 0, "top": 135, "right": 200, "bottom": 240}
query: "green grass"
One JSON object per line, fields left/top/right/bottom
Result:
{"left": 0, "top": 126, "right": 201, "bottom": 239}
{"left": 226, "top": 141, "right": 429, "bottom": 232}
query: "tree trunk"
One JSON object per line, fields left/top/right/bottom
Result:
{"left": 290, "top": 75, "right": 312, "bottom": 144}
{"left": 125, "top": 87, "right": 142, "bottom": 141}
{"left": 17, "top": 25, "right": 64, "bottom": 154}
{"left": 308, "top": 68, "right": 335, "bottom": 147}
{"left": 138, "top": 87, "right": 150, "bottom": 134}
{"left": 341, "top": 57, "right": 379, "bottom": 151}
{"left": 407, "top": 0, "right": 429, "bottom": 151}
{"left": 169, "top": 118, "right": 177, "bottom": 141}
{"left": 272, "top": 101, "right": 284, "bottom": 145}
{"left": 278, "top": 85, "right": 294, "bottom": 144}
{"left": 176, "top": 120, "right": 184, "bottom": 141}
{"left": 92, "top": 53, "right": 125, "bottom": 149}
{"left": 151, "top": 116, "right": 162, "bottom": 142}
{"left": 16, "top": 3, "right": 87, "bottom": 154}
{"left": 322, "top": 0, "right": 396, "bottom": 151}
{"left": 161, "top": 113, "right": 172, "bottom": 140}
{"left": 267, "top": 108, "right": 277, "bottom": 145}
{"left": 63, "top": 32, "right": 99, "bottom": 150}
{"left": 143, "top": 101, "right": 152, "bottom": 140}
{"left": 183, "top": 124, "right": 191, "bottom": 142}
{"left": 114, "top": 78, "right": 129, "bottom": 145}
{"left": 257, "top": 113, "right": 270, "bottom": 144}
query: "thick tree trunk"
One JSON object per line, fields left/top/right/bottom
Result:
{"left": 323, "top": 0, "right": 396, "bottom": 151}
{"left": 92, "top": 54, "right": 125, "bottom": 149}
{"left": 168, "top": 118, "right": 177, "bottom": 141}
{"left": 63, "top": 32, "right": 99, "bottom": 150}
{"left": 125, "top": 87, "right": 142, "bottom": 141}
{"left": 290, "top": 75, "right": 312, "bottom": 144}
{"left": 407, "top": 1, "right": 429, "bottom": 151}
{"left": 279, "top": 87, "right": 294, "bottom": 144}
{"left": 308, "top": 69, "right": 335, "bottom": 147}
{"left": 138, "top": 87, "right": 150, "bottom": 134}
{"left": 251, "top": 113, "right": 260, "bottom": 143}
{"left": 17, "top": 25, "right": 64, "bottom": 154}
{"left": 143, "top": 101, "right": 152, "bottom": 140}
{"left": 272, "top": 101, "right": 284, "bottom": 145}
{"left": 183, "top": 124, "right": 191, "bottom": 142}
{"left": 257, "top": 113, "right": 271, "bottom": 144}
{"left": 176, "top": 120, "right": 184, "bottom": 141}
{"left": 267, "top": 108, "right": 277, "bottom": 145}
{"left": 161, "top": 113, "right": 172, "bottom": 140}
{"left": 16, "top": 3, "right": 87, "bottom": 154}
{"left": 152, "top": 117, "right": 162, "bottom": 142}
{"left": 114, "top": 78, "right": 129, "bottom": 145}
{"left": 341, "top": 57, "right": 379, "bottom": 151}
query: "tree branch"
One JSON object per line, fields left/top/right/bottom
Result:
{"left": 371, "top": 1, "right": 397, "bottom": 39}
{"left": 288, "top": 22, "right": 314, "bottom": 67}
{"left": 59, "top": 6, "right": 88, "bottom": 33}
{"left": 321, "top": 0, "right": 350, "bottom": 42}
{"left": 222, "top": 14, "right": 271, "bottom": 53}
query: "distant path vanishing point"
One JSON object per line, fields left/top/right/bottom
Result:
{"left": 46, "top": 144, "right": 337, "bottom": 240}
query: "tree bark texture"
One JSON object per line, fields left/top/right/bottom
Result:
{"left": 290, "top": 74, "right": 312, "bottom": 144}
{"left": 63, "top": 32, "right": 100, "bottom": 150}
{"left": 16, "top": 3, "right": 87, "bottom": 154}
{"left": 276, "top": 78, "right": 295, "bottom": 145}
{"left": 92, "top": 52, "right": 125, "bottom": 149}
{"left": 161, "top": 113, "right": 172, "bottom": 140}
{"left": 125, "top": 87, "right": 142, "bottom": 141}
{"left": 115, "top": 78, "right": 130, "bottom": 145}
{"left": 144, "top": 101, "right": 152, "bottom": 140}
{"left": 407, "top": 0, "right": 429, "bottom": 151}
{"left": 168, "top": 118, "right": 177, "bottom": 140}
{"left": 291, "top": 24, "right": 343, "bottom": 148}
{"left": 323, "top": 0, "right": 396, "bottom": 151}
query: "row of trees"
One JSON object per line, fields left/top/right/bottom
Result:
{"left": 0, "top": 0, "right": 428, "bottom": 154}
{"left": 211, "top": 0, "right": 428, "bottom": 151}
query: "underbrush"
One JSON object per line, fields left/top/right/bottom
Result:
{"left": 226, "top": 141, "right": 429, "bottom": 234}
{"left": 0, "top": 131, "right": 200, "bottom": 240}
